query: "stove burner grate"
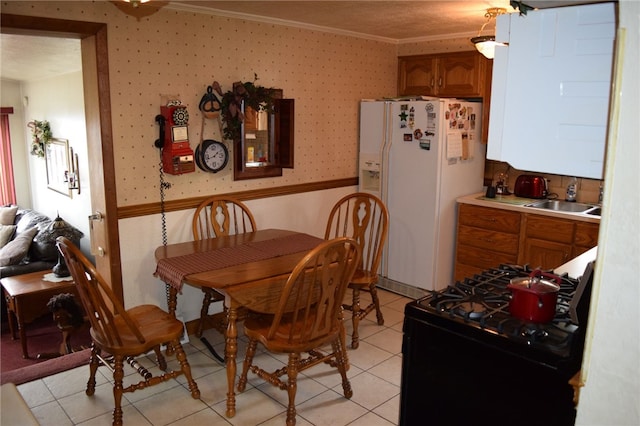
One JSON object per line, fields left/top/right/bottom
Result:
{"left": 416, "top": 264, "right": 582, "bottom": 352}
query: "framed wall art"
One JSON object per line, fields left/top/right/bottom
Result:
{"left": 45, "top": 138, "right": 72, "bottom": 197}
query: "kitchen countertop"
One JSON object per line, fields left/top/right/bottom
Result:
{"left": 457, "top": 193, "right": 600, "bottom": 224}
{"left": 554, "top": 246, "right": 597, "bottom": 279}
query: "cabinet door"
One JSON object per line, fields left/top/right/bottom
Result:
{"left": 573, "top": 221, "right": 599, "bottom": 257}
{"left": 487, "top": 3, "right": 615, "bottom": 179}
{"left": 521, "top": 238, "right": 572, "bottom": 269}
{"left": 574, "top": 222, "right": 599, "bottom": 248}
{"left": 398, "top": 55, "right": 437, "bottom": 96}
{"left": 437, "top": 52, "right": 484, "bottom": 98}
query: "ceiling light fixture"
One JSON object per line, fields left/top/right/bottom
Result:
{"left": 123, "top": 0, "right": 149, "bottom": 7}
{"left": 471, "top": 8, "right": 507, "bottom": 59}
{"left": 113, "top": 0, "right": 166, "bottom": 20}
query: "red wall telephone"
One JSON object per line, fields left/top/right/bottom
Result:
{"left": 155, "top": 102, "right": 195, "bottom": 175}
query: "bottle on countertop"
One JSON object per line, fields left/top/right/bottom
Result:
{"left": 565, "top": 177, "right": 578, "bottom": 202}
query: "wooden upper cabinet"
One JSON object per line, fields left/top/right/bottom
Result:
{"left": 398, "top": 51, "right": 492, "bottom": 142}
{"left": 398, "top": 51, "right": 488, "bottom": 98}
{"left": 398, "top": 55, "right": 438, "bottom": 96}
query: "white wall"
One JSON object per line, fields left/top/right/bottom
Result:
{"left": 21, "top": 71, "right": 92, "bottom": 257}
{"left": 118, "top": 185, "right": 356, "bottom": 321}
{"left": 576, "top": 0, "right": 640, "bottom": 424}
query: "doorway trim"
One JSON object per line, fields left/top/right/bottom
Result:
{"left": 1, "top": 13, "right": 123, "bottom": 301}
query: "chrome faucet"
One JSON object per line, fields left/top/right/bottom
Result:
{"left": 599, "top": 182, "right": 604, "bottom": 204}
{"left": 565, "top": 177, "right": 577, "bottom": 202}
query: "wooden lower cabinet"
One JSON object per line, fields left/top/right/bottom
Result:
{"left": 519, "top": 215, "right": 574, "bottom": 268}
{"left": 454, "top": 203, "right": 599, "bottom": 280}
{"left": 573, "top": 222, "right": 600, "bottom": 257}
{"left": 520, "top": 238, "right": 572, "bottom": 270}
{"left": 454, "top": 204, "right": 521, "bottom": 281}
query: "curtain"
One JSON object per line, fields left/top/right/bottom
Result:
{"left": 0, "top": 108, "right": 17, "bottom": 206}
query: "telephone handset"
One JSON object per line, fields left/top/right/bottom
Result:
{"left": 155, "top": 100, "right": 195, "bottom": 175}
{"left": 154, "top": 114, "right": 165, "bottom": 148}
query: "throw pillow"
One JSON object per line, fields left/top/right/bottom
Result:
{"left": 0, "top": 206, "right": 18, "bottom": 225}
{"left": 0, "top": 227, "right": 38, "bottom": 266}
{"left": 0, "top": 224, "right": 17, "bottom": 248}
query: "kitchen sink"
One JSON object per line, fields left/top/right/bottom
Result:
{"left": 525, "top": 200, "right": 597, "bottom": 213}
{"left": 586, "top": 207, "right": 602, "bottom": 216}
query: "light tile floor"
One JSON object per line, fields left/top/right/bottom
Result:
{"left": 15, "top": 289, "right": 412, "bottom": 426}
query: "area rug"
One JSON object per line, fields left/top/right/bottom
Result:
{"left": 1, "top": 348, "right": 91, "bottom": 385}
{"left": 1, "top": 313, "right": 92, "bottom": 385}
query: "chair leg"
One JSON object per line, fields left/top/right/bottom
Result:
{"left": 238, "top": 339, "right": 258, "bottom": 392}
{"left": 197, "top": 289, "right": 213, "bottom": 338}
{"left": 112, "top": 355, "right": 125, "bottom": 426}
{"left": 153, "top": 346, "right": 168, "bottom": 371}
{"left": 332, "top": 337, "right": 353, "bottom": 399}
{"left": 86, "top": 344, "right": 100, "bottom": 396}
{"left": 350, "top": 288, "right": 362, "bottom": 349}
{"left": 369, "top": 284, "right": 385, "bottom": 325}
{"left": 285, "top": 353, "right": 300, "bottom": 426}
{"left": 173, "top": 340, "right": 200, "bottom": 399}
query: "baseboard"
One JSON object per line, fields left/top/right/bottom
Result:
{"left": 377, "top": 276, "right": 428, "bottom": 300}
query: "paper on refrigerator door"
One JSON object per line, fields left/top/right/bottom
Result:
{"left": 446, "top": 132, "right": 471, "bottom": 160}
{"left": 447, "top": 132, "right": 462, "bottom": 159}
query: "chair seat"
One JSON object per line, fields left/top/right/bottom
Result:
{"left": 350, "top": 270, "right": 378, "bottom": 286}
{"left": 91, "top": 305, "right": 183, "bottom": 355}
{"left": 244, "top": 314, "right": 342, "bottom": 353}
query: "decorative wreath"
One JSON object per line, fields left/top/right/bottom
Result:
{"left": 28, "top": 119, "right": 52, "bottom": 158}
{"left": 220, "top": 74, "right": 277, "bottom": 142}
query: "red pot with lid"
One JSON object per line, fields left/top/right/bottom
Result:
{"left": 507, "top": 270, "right": 561, "bottom": 323}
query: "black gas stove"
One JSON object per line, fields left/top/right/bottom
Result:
{"left": 400, "top": 263, "right": 594, "bottom": 426}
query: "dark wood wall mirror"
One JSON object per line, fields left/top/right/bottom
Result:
{"left": 234, "top": 90, "right": 294, "bottom": 180}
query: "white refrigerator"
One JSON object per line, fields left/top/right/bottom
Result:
{"left": 359, "top": 98, "right": 486, "bottom": 291}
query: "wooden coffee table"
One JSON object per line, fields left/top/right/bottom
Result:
{"left": 1, "top": 270, "right": 77, "bottom": 358}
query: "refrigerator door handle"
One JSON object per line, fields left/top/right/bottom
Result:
{"left": 380, "top": 101, "right": 393, "bottom": 277}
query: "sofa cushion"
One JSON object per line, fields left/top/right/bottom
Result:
{"left": 15, "top": 209, "right": 52, "bottom": 234}
{"left": 0, "top": 224, "right": 17, "bottom": 248}
{"left": 15, "top": 209, "right": 57, "bottom": 261}
{"left": 0, "top": 227, "right": 38, "bottom": 266}
{"left": 0, "top": 206, "right": 18, "bottom": 225}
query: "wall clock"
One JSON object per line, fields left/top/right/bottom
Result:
{"left": 199, "top": 139, "right": 228, "bottom": 173}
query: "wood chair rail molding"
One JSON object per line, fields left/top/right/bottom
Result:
{"left": 117, "top": 177, "right": 357, "bottom": 219}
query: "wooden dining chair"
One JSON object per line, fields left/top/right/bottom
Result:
{"left": 237, "top": 237, "right": 361, "bottom": 426}
{"left": 324, "top": 192, "right": 389, "bottom": 349}
{"left": 56, "top": 237, "right": 200, "bottom": 426}
{"left": 192, "top": 196, "right": 257, "bottom": 337}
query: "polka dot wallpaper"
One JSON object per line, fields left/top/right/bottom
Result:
{"left": 2, "top": 1, "right": 476, "bottom": 207}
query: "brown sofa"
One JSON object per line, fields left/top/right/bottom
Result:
{"left": 0, "top": 206, "right": 81, "bottom": 323}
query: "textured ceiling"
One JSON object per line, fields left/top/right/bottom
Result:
{"left": 171, "top": 0, "right": 514, "bottom": 41}
{"left": 1, "top": 34, "right": 82, "bottom": 82}
{"left": 1, "top": 0, "right": 606, "bottom": 82}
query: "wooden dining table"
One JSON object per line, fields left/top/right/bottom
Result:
{"left": 154, "top": 228, "right": 325, "bottom": 418}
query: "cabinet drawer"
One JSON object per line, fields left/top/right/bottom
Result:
{"left": 454, "top": 263, "right": 484, "bottom": 282}
{"left": 459, "top": 204, "right": 521, "bottom": 233}
{"left": 457, "top": 225, "right": 519, "bottom": 254}
{"left": 456, "top": 244, "right": 518, "bottom": 270}
{"left": 525, "top": 215, "right": 574, "bottom": 244}
{"left": 574, "top": 222, "right": 599, "bottom": 248}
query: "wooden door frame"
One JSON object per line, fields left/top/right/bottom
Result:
{"left": 1, "top": 14, "right": 123, "bottom": 301}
